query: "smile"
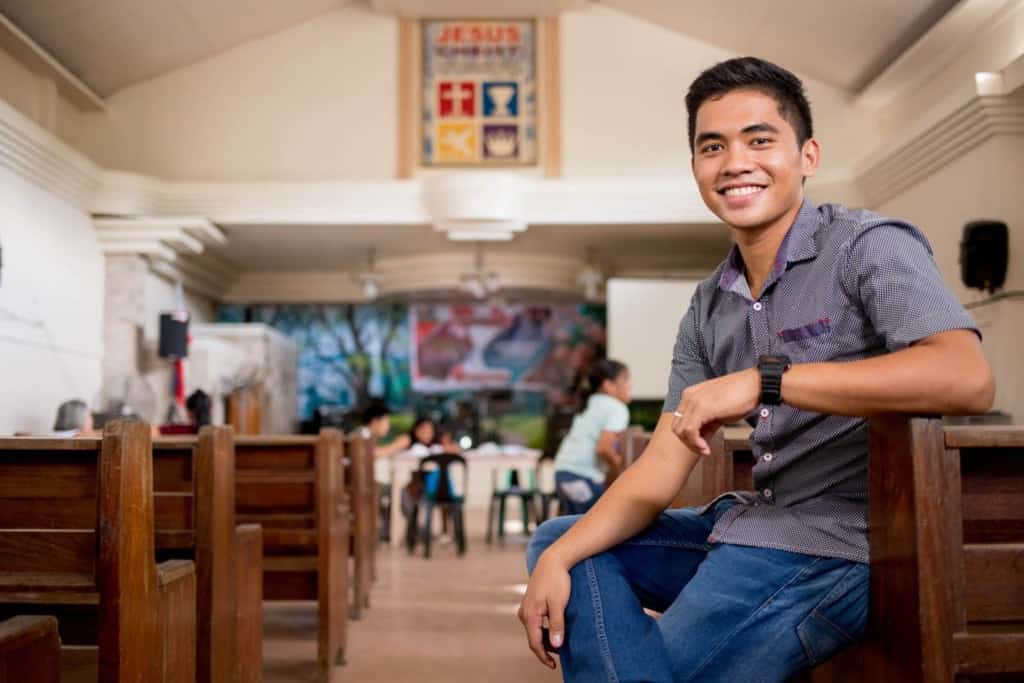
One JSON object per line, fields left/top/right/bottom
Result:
{"left": 720, "top": 185, "right": 765, "bottom": 197}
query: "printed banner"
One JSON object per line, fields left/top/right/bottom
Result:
{"left": 411, "top": 303, "right": 604, "bottom": 392}
{"left": 422, "top": 20, "right": 537, "bottom": 166}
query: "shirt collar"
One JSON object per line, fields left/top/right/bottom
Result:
{"left": 718, "top": 199, "right": 822, "bottom": 294}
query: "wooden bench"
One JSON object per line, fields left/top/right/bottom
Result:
{"left": 865, "top": 417, "right": 1024, "bottom": 681}
{"left": 0, "top": 615, "right": 60, "bottom": 683}
{"left": 235, "top": 524, "right": 263, "bottom": 683}
{"left": 695, "top": 420, "right": 1024, "bottom": 681}
{"left": 234, "top": 430, "right": 349, "bottom": 682}
{"left": 0, "top": 420, "right": 197, "bottom": 682}
{"left": 345, "top": 434, "right": 375, "bottom": 619}
{"left": 153, "top": 427, "right": 263, "bottom": 683}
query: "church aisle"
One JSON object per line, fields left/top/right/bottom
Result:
{"left": 263, "top": 511, "right": 562, "bottom": 682}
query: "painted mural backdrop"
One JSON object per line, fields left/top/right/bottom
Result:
{"left": 219, "top": 304, "right": 411, "bottom": 420}
{"left": 218, "top": 303, "right": 606, "bottom": 435}
{"left": 422, "top": 19, "right": 537, "bottom": 166}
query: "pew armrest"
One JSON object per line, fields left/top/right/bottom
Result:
{"left": 156, "top": 559, "right": 197, "bottom": 683}
{"left": 0, "top": 615, "right": 61, "bottom": 683}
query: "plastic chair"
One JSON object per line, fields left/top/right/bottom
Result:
{"left": 486, "top": 465, "right": 535, "bottom": 544}
{"left": 410, "top": 453, "right": 467, "bottom": 558}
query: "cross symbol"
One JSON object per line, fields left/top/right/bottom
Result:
{"left": 442, "top": 83, "right": 473, "bottom": 116}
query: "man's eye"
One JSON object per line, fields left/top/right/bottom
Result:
{"left": 701, "top": 143, "right": 722, "bottom": 153}
{"left": 752, "top": 137, "right": 772, "bottom": 146}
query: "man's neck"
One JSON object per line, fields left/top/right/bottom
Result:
{"left": 732, "top": 200, "right": 804, "bottom": 299}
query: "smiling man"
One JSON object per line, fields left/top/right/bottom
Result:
{"left": 517, "top": 57, "right": 995, "bottom": 682}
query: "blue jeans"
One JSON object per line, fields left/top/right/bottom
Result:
{"left": 554, "top": 471, "right": 605, "bottom": 515}
{"left": 525, "top": 501, "right": 868, "bottom": 682}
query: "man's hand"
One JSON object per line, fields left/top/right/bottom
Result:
{"left": 517, "top": 553, "right": 571, "bottom": 669}
{"left": 672, "top": 367, "right": 759, "bottom": 455}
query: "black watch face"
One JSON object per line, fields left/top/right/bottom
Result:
{"left": 760, "top": 355, "right": 789, "bottom": 365}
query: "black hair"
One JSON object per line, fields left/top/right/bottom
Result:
{"left": 580, "top": 358, "right": 628, "bottom": 402}
{"left": 54, "top": 399, "right": 89, "bottom": 432}
{"left": 360, "top": 398, "right": 392, "bottom": 425}
{"left": 185, "top": 389, "right": 212, "bottom": 427}
{"left": 685, "top": 56, "right": 813, "bottom": 152}
{"left": 409, "top": 417, "right": 437, "bottom": 446}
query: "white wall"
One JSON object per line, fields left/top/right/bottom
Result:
{"left": 559, "top": 5, "right": 879, "bottom": 184}
{"left": 73, "top": 6, "right": 399, "bottom": 181}
{"left": 877, "top": 135, "right": 1024, "bottom": 419}
{"left": 69, "top": 3, "right": 879, "bottom": 191}
{"left": 606, "top": 278, "right": 699, "bottom": 400}
{"left": 0, "top": 164, "right": 104, "bottom": 435}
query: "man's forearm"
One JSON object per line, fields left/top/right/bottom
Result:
{"left": 542, "top": 415, "right": 701, "bottom": 569}
{"left": 782, "top": 329, "right": 994, "bottom": 417}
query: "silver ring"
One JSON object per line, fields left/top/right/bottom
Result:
{"left": 672, "top": 411, "right": 683, "bottom": 418}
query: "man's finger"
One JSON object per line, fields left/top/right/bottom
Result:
{"left": 546, "top": 599, "right": 566, "bottom": 651}
{"left": 525, "top": 609, "right": 555, "bottom": 668}
{"left": 681, "top": 422, "right": 710, "bottom": 455}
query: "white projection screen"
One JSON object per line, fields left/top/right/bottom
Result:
{"left": 606, "top": 278, "right": 700, "bottom": 400}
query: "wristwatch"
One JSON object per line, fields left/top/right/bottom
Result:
{"left": 757, "top": 355, "right": 792, "bottom": 405}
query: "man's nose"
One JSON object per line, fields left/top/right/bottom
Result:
{"left": 722, "top": 145, "right": 755, "bottom": 175}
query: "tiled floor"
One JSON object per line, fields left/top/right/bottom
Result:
{"left": 263, "top": 510, "right": 563, "bottom": 683}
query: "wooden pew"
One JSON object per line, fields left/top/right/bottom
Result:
{"left": 865, "top": 418, "right": 1024, "bottom": 681}
{"left": 234, "top": 430, "right": 349, "bottom": 682}
{"left": 345, "top": 434, "right": 375, "bottom": 619}
{"left": 153, "top": 427, "right": 263, "bottom": 683}
{"left": 235, "top": 524, "right": 263, "bottom": 683}
{"left": 0, "top": 615, "right": 60, "bottom": 683}
{"left": 0, "top": 420, "right": 197, "bottom": 682}
{"left": 709, "top": 421, "right": 1024, "bottom": 680}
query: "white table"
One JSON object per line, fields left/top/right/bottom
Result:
{"left": 386, "top": 446, "right": 542, "bottom": 547}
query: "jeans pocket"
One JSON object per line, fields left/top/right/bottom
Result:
{"left": 796, "top": 563, "right": 869, "bottom": 667}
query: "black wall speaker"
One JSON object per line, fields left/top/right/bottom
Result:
{"left": 960, "top": 221, "right": 1008, "bottom": 294}
{"left": 158, "top": 312, "right": 189, "bottom": 359}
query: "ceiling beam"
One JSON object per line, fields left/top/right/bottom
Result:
{"left": 0, "top": 12, "right": 105, "bottom": 111}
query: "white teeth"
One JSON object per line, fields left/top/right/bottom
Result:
{"left": 723, "top": 186, "right": 764, "bottom": 197}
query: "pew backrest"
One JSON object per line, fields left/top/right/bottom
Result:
{"left": 153, "top": 426, "right": 237, "bottom": 683}
{"left": 0, "top": 421, "right": 160, "bottom": 682}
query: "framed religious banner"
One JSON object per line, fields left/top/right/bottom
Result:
{"left": 397, "top": 16, "right": 561, "bottom": 177}
{"left": 421, "top": 20, "right": 538, "bottom": 167}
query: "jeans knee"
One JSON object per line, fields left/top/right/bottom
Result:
{"left": 526, "top": 515, "right": 580, "bottom": 574}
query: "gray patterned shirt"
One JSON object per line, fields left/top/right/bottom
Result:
{"left": 663, "top": 200, "right": 978, "bottom": 563}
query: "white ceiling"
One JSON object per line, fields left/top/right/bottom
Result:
{"left": 0, "top": 0, "right": 962, "bottom": 97}
{"left": 598, "top": 0, "right": 961, "bottom": 92}
{"left": 0, "top": 0, "right": 345, "bottom": 96}
{"left": 210, "top": 222, "right": 730, "bottom": 273}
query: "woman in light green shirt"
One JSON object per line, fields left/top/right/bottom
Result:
{"left": 553, "top": 359, "right": 631, "bottom": 514}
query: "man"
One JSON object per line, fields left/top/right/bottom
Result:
{"left": 518, "top": 57, "right": 994, "bottom": 682}
{"left": 360, "top": 398, "right": 411, "bottom": 544}
{"left": 360, "top": 398, "right": 411, "bottom": 458}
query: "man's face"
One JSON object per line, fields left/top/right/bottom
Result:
{"left": 370, "top": 416, "right": 391, "bottom": 439}
{"left": 691, "top": 89, "right": 818, "bottom": 233}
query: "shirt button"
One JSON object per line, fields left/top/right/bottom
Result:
{"left": 759, "top": 408, "right": 770, "bottom": 418}
{"left": 763, "top": 452, "right": 773, "bottom": 462}
{"left": 752, "top": 302, "right": 763, "bottom": 311}
{"left": 763, "top": 488, "right": 773, "bottom": 498}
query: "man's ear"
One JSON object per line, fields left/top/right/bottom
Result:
{"left": 801, "top": 137, "right": 821, "bottom": 180}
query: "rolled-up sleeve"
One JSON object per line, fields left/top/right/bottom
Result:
{"left": 662, "top": 294, "right": 712, "bottom": 413}
{"left": 843, "top": 220, "right": 979, "bottom": 351}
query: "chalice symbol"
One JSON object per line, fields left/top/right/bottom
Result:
{"left": 488, "top": 85, "right": 516, "bottom": 117}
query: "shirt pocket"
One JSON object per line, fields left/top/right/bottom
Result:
{"left": 776, "top": 318, "right": 834, "bottom": 361}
